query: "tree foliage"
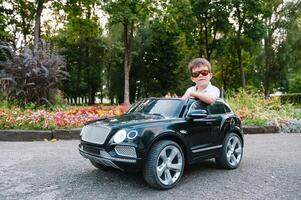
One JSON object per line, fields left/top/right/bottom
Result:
{"left": 51, "top": 0, "right": 106, "bottom": 105}
{"left": 102, "top": 0, "right": 153, "bottom": 104}
{"left": 1, "top": 0, "right": 301, "bottom": 106}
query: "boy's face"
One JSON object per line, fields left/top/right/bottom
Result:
{"left": 190, "top": 65, "right": 212, "bottom": 87}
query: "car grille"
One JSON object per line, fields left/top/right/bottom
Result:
{"left": 81, "top": 125, "right": 111, "bottom": 145}
{"left": 115, "top": 146, "right": 137, "bottom": 158}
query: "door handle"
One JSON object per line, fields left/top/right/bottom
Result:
{"left": 206, "top": 122, "right": 213, "bottom": 125}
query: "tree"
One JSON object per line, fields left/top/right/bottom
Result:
{"left": 102, "top": 0, "right": 152, "bottom": 105}
{"left": 229, "top": 0, "right": 265, "bottom": 88}
{"left": 52, "top": 0, "right": 106, "bottom": 104}
{"left": 102, "top": 24, "right": 124, "bottom": 104}
{"left": 0, "top": 0, "right": 11, "bottom": 42}
{"left": 275, "top": 1, "right": 301, "bottom": 93}
{"left": 190, "top": 0, "right": 231, "bottom": 61}
{"left": 6, "top": 0, "right": 35, "bottom": 46}
{"left": 34, "top": 0, "right": 46, "bottom": 50}
{"left": 214, "top": 37, "right": 241, "bottom": 92}
{"left": 132, "top": 20, "right": 180, "bottom": 99}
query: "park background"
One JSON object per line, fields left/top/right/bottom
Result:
{"left": 0, "top": 0, "right": 300, "bottom": 132}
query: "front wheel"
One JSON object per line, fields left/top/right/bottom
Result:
{"left": 143, "top": 140, "right": 185, "bottom": 190}
{"left": 215, "top": 132, "right": 243, "bottom": 169}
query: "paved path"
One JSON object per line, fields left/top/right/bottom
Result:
{"left": 0, "top": 134, "right": 300, "bottom": 200}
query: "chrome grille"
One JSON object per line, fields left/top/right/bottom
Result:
{"left": 81, "top": 125, "right": 111, "bottom": 145}
{"left": 115, "top": 146, "right": 137, "bottom": 158}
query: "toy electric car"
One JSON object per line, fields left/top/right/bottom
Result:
{"left": 79, "top": 98, "right": 244, "bottom": 189}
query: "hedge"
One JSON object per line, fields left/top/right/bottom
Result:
{"left": 279, "top": 93, "right": 301, "bottom": 105}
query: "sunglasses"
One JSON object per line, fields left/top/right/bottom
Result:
{"left": 191, "top": 70, "right": 210, "bottom": 78}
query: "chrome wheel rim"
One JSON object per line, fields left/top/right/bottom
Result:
{"left": 156, "top": 145, "right": 183, "bottom": 186}
{"left": 226, "top": 136, "right": 242, "bottom": 167}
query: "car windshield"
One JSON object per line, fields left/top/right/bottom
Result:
{"left": 127, "top": 99, "right": 182, "bottom": 118}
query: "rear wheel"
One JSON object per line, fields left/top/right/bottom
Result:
{"left": 143, "top": 140, "right": 185, "bottom": 190}
{"left": 215, "top": 132, "right": 243, "bottom": 169}
{"left": 90, "top": 160, "right": 111, "bottom": 171}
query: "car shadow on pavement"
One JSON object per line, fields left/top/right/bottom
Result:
{"left": 183, "top": 159, "right": 221, "bottom": 175}
{"left": 79, "top": 167, "right": 149, "bottom": 188}
{"left": 76, "top": 159, "right": 223, "bottom": 191}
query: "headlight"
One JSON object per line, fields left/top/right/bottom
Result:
{"left": 113, "top": 129, "right": 127, "bottom": 143}
{"left": 127, "top": 130, "right": 138, "bottom": 140}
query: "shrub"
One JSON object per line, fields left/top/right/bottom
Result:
{"left": 279, "top": 93, "right": 301, "bottom": 105}
{"left": 226, "top": 90, "right": 301, "bottom": 130}
{"left": 0, "top": 41, "right": 68, "bottom": 107}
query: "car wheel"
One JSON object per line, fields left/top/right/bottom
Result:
{"left": 90, "top": 160, "right": 111, "bottom": 171}
{"left": 143, "top": 140, "right": 185, "bottom": 190}
{"left": 215, "top": 132, "right": 243, "bottom": 169}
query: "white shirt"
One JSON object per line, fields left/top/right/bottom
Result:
{"left": 185, "top": 82, "right": 220, "bottom": 100}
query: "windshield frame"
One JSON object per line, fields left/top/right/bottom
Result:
{"left": 127, "top": 98, "right": 185, "bottom": 118}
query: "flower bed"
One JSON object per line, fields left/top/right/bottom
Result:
{"left": 0, "top": 105, "right": 128, "bottom": 130}
{"left": 1, "top": 93, "right": 300, "bottom": 133}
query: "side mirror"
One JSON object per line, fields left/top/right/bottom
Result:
{"left": 186, "top": 109, "right": 208, "bottom": 120}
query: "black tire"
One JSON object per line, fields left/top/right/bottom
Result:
{"left": 90, "top": 160, "right": 111, "bottom": 171}
{"left": 143, "top": 140, "right": 185, "bottom": 190}
{"left": 215, "top": 132, "right": 243, "bottom": 169}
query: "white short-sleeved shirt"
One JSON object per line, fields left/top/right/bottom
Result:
{"left": 185, "top": 82, "right": 220, "bottom": 100}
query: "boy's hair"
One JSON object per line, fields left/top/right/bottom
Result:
{"left": 188, "top": 58, "right": 212, "bottom": 72}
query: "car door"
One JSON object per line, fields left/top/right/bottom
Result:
{"left": 184, "top": 101, "right": 216, "bottom": 153}
{"left": 206, "top": 101, "right": 225, "bottom": 144}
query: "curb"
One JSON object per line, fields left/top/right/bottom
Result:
{"left": 52, "top": 129, "right": 81, "bottom": 140}
{"left": 0, "top": 128, "right": 81, "bottom": 141}
{"left": 243, "top": 125, "right": 280, "bottom": 134}
{"left": 0, "top": 126, "right": 279, "bottom": 141}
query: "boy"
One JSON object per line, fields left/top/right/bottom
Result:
{"left": 182, "top": 58, "right": 220, "bottom": 105}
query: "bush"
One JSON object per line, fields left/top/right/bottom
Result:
{"left": 226, "top": 90, "right": 301, "bottom": 131}
{"left": 279, "top": 93, "right": 301, "bottom": 105}
{"left": 0, "top": 41, "right": 68, "bottom": 107}
{"left": 289, "top": 75, "right": 301, "bottom": 93}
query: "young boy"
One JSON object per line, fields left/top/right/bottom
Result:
{"left": 182, "top": 58, "right": 220, "bottom": 105}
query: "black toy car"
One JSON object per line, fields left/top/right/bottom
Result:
{"left": 79, "top": 98, "right": 244, "bottom": 189}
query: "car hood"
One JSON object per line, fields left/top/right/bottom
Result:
{"left": 88, "top": 112, "right": 170, "bottom": 128}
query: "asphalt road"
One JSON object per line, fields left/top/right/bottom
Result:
{"left": 0, "top": 134, "right": 300, "bottom": 200}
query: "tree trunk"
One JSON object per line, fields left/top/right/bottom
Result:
{"left": 237, "top": 43, "right": 246, "bottom": 88}
{"left": 123, "top": 20, "right": 134, "bottom": 105}
{"left": 199, "top": 24, "right": 204, "bottom": 57}
{"left": 235, "top": 5, "right": 246, "bottom": 88}
{"left": 76, "top": 48, "right": 82, "bottom": 105}
{"left": 86, "top": 46, "right": 93, "bottom": 105}
{"left": 264, "top": 18, "right": 273, "bottom": 98}
{"left": 34, "top": 0, "right": 44, "bottom": 50}
{"left": 100, "top": 86, "right": 103, "bottom": 104}
{"left": 107, "top": 59, "right": 114, "bottom": 104}
{"left": 204, "top": 24, "right": 211, "bottom": 61}
{"left": 19, "top": 4, "right": 28, "bottom": 45}
{"left": 90, "top": 87, "right": 96, "bottom": 105}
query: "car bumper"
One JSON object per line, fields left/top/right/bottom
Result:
{"left": 78, "top": 144, "right": 142, "bottom": 171}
